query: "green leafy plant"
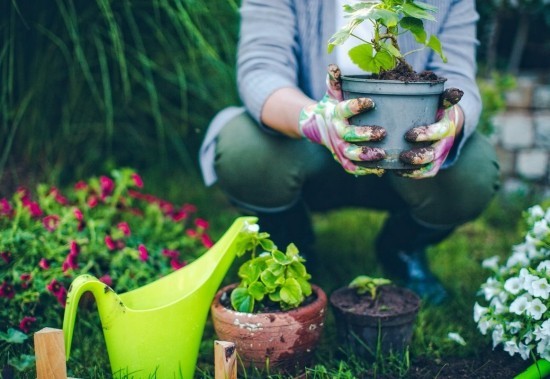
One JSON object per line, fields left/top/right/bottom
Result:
{"left": 0, "top": 168, "right": 213, "bottom": 373}
{"left": 230, "top": 225, "right": 313, "bottom": 313}
{"left": 328, "top": 0, "right": 447, "bottom": 74}
{"left": 349, "top": 275, "right": 392, "bottom": 299}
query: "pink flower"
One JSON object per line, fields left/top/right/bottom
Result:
{"left": 39, "top": 258, "right": 50, "bottom": 270}
{"left": 0, "top": 281, "right": 15, "bottom": 299}
{"left": 117, "top": 222, "right": 131, "bottom": 236}
{"left": 138, "top": 244, "right": 148, "bottom": 261}
{"left": 201, "top": 233, "right": 214, "bottom": 248}
{"left": 195, "top": 218, "right": 209, "bottom": 229}
{"left": 87, "top": 195, "right": 98, "bottom": 208}
{"left": 171, "top": 210, "right": 187, "bottom": 222}
{"left": 42, "top": 215, "right": 60, "bottom": 232}
{"left": 26, "top": 201, "right": 43, "bottom": 218}
{"left": 20, "top": 273, "right": 32, "bottom": 289}
{"left": 182, "top": 203, "right": 197, "bottom": 213}
{"left": 74, "top": 181, "right": 88, "bottom": 191}
{"left": 49, "top": 187, "right": 68, "bottom": 205}
{"left": 46, "top": 279, "right": 67, "bottom": 306}
{"left": 162, "top": 249, "right": 179, "bottom": 258}
{"left": 62, "top": 253, "right": 78, "bottom": 272}
{"left": 170, "top": 257, "right": 187, "bottom": 270}
{"left": 0, "top": 198, "right": 13, "bottom": 216}
{"left": 69, "top": 241, "right": 80, "bottom": 256}
{"left": 159, "top": 201, "right": 174, "bottom": 215}
{"left": 73, "top": 208, "right": 83, "bottom": 221}
{"left": 99, "top": 274, "right": 113, "bottom": 287}
{"left": 105, "top": 235, "right": 116, "bottom": 250}
{"left": 131, "top": 173, "right": 144, "bottom": 188}
{"left": 1, "top": 251, "right": 11, "bottom": 264}
{"left": 186, "top": 229, "right": 198, "bottom": 238}
{"left": 19, "top": 316, "right": 36, "bottom": 333}
{"left": 100, "top": 176, "right": 115, "bottom": 198}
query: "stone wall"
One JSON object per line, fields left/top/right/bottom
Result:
{"left": 491, "top": 73, "right": 550, "bottom": 195}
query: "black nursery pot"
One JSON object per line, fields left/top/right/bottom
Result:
{"left": 342, "top": 76, "right": 446, "bottom": 170}
{"left": 329, "top": 285, "right": 421, "bottom": 359}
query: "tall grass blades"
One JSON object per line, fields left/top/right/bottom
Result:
{"left": 0, "top": 0, "right": 240, "bottom": 189}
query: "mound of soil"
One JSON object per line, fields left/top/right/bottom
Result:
{"left": 373, "top": 61, "right": 445, "bottom": 83}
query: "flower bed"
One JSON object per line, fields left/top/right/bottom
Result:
{"left": 0, "top": 168, "right": 213, "bottom": 371}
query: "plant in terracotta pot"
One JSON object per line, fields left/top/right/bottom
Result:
{"left": 210, "top": 222, "right": 327, "bottom": 374}
{"left": 328, "top": 0, "right": 462, "bottom": 170}
{"left": 330, "top": 275, "right": 421, "bottom": 359}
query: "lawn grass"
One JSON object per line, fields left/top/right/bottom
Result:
{"left": 46, "top": 168, "right": 541, "bottom": 379}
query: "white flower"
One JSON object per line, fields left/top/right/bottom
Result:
{"left": 530, "top": 278, "right": 550, "bottom": 300}
{"left": 526, "top": 298, "right": 547, "bottom": 321}
{"left": 519, "top": 268, "right": 539, "bottom": 292}
{"left": 503, "top": 339, "right": 520, "bottom": 357}
{"left": 473, "top": 302, "right": 488, "bottom": 323}
{"left": 534, "top": 320, "right": 550, "bottom": 341}
{"left": 529, "top": 205, "right": 545, "bottom": 218}
{"left": 482, "top": 277, "right": 502, "bottom": 301}
{"left": 482, "top": 256, "right": 500, "bottom": 271}
{"left": 243, "top": 222, "right": 260, "bottom": 233}
{"left": 532, "top": 219, "right": 549, "bottom": 239}
{"left": 477, "top": 317, "right": 492, "bottom": 335}
{"left": 504, "top": 277, "right": 523, "bottom": 295}
{"left": 447, "top": 332, "right": 467, "bottom": 346}
{"left": 537, "top": 260, "right": 550, "bottom": 273}
{"left": 492, "top": 325, "right": 504, "bottom": 348}
{"left": 509, "top": 295, "right": 530, "bottom": 315}
{"left": 518, "top": 342, "right": 531, "bottom": 360}
{"left": 506, "top": 250, "right": 530, "bottom": 268}
{"left": 507, "top": 321, "right": 523, "bottom": 335}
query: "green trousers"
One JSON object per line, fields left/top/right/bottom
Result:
{"left": 213, "top": 111, "right": 500, "bottom": 250}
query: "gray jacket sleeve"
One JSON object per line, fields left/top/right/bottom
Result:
{"left": 237, "top": 0, "right": 300, "bottom": 124}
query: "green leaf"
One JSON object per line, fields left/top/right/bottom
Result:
{"left": 402, "top": 3, "right": 436, "bottom": 21}
{"left": 373, "top": 50, "right": 396, "bottom": 71}
{"left": 8, "top": 354, "right": 35, "bottom": 371}
{"left": 349, "top": 44, "right": 377, "bottom": 72}
{"left": 400, "top": 17, "right": 427, "bottom": 44}
{"left": 248, "top": 281, "right": 267, "bottom": 301}
{"left": 260, "top": 269, "right": 284, "bottom": 289}
{"left": 287, "top": 260, "right": 308, "bottom": 279}
{"left": 412, "top": 1, "right": 439, "bottom": 12}
{"left": 427, "top": 35, "right": 447, "bottom": 62}
{"left": 272, "top": 250, "right": 292, "bottom": 265}
{"left": 327, "top": 19, "right": 363, "bottom": 53}
{"left": 296, "top": 277, "right": 312, "bottom": 297}
{"left": 237, "top": 261, "right": 261, "bottom": 283}
{"left": 280, "top": 278, "right": 303, "bottom": 308}
{"left": 0, "top": 328, "right": 29, "bottom": 344}
{"left": 383, "top": 42, "right": 402, "bottom": 58}
{"left": 230, "top": 287, "right": 255, "bottom": 313}
{"left": 370, "top": 9, "right": 398, "bottom": 27}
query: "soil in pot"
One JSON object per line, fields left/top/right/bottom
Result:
{"left": 210, "top": 283, "right": 327, "bottom": 375}
{"left": 330, "top": 284, "right": 421, "bottom": 359}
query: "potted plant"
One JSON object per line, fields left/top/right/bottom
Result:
{"left": 328, "top": 0, "right": 459, "bottom": 169}
{"left": 329, "top": 275, "right": 421, "bottom": 358}
{"left": 210, "top": 223, "right": 327, "bottom": 375}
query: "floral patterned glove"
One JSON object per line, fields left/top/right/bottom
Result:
{"left": 397, "top": 88, "right": 464, "bottom": 179}
{"left": 299, "top": 64, "right": 386, "bottom": 176}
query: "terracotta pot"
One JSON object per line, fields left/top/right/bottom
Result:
{"left": 210, "top": 283, "right": 327, "bottom": 374}
{"left": 330, "top": 285, "right": 420, "bottom": 358}
{"left": 342, "top": 76, "right": 445, "bottom": 170}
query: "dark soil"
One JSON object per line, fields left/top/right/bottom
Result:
{"left": 373, "top": 61, "right": 445, "bottom": 83}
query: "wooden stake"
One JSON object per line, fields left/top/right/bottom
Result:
{"left": 34, "top": 328, "right": 67, "bottom": 379}
{"left": 214, "top": 340, "right": 237, "bottom": 379}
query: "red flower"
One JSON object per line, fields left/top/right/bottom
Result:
{"left": 20, "top": 273, "right": 32, "bottom": 289}
{"left": 0, "top": 281, "right": 15, "bottom": 299}
{"left": 26, "top": 201, "right": 43, "bottom": 218}
{"left": 39, "top": 258, "right": 50, "bottom": 270}
{"left": 201, "top": 233, "right": 214, "bottom": 248}
{"left": 74, "top": 181, "right": 88, "bottom": 191}
{"left": 195, "top": 218, "right": 209, "bottom": 230}
{"left": 131, "top": 173, "right": 144, "bottom": 188}
{"left": 100, "top": 176, "right": 115, "bottom": 198}
{"left": 1, "top": 251, "right": 11, "bottom": 264}
{"left": 170, "top": 257, "right": 187, "bottom": 270}
{"left": 138, "top": 244, "right": 148, "bottom": 261}
{"left": 42, "top": 215, "right": 60, "bottom": 232}
{"left": 105, "top": 235, "right": 116, "bottom": 250}
{"left": 117, "top": 222, "right": 131, "bottom": 236}
{"left": 19, "top": 316, "right": 36, "bottom": 333}
{"left": 99, "top": 274, "right": 113, "bottom": 287}
{"left": 62, "top": 253, "right": 78, "bottom": 272}
{"left": 49, "top": 187, "right": 68, "bottom": 205}
{"left": 171, "top": 210, "right": 187, "bottom": 222}
{"left": 0, "top": 198, "right": 13, "bottom": 216}
{"left": 69, "top": 241, "right": 80, "bottom": 256}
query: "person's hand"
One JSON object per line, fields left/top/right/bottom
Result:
{"left": 397, "top": 88, "right": 464, "bottom": 179}
{"left": 299, "top": 64, "right": 386, "bottom": 176}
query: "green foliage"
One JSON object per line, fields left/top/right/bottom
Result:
{"left": 477, "top": 73, "right": 516, "bottom": 135}
{"left": 328, "top": 0, "right": 446, "bottom": 74}
{"left": 348, "top": 275, "right": 392, "bottom": 299}
{"left": 0, "top": 168, "right": 213, "bottom": 373}
{"left": 230, "top": 228, "right": 313, "bottom": 313}
{"left": 0, "top": 0, "right": 240, "bottom": 183}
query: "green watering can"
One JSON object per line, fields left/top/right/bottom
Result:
{"left": 63, "top": 216, "right": 257, "bottom": 378}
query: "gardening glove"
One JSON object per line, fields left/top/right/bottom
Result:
{"left": 299, "top": 64, "right": 386, "bottom": 176}
{"left": 397, "top": 88, "right": 464, "bottom": 179}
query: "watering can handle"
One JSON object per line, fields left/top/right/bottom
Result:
{"left": 62, "top": 274, "right": 120, "bottom": 360}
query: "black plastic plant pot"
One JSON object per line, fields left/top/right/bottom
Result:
{"left": 329, "top": 285, "right": 421, "bottom": 359}
{"left": 342, "top": 76, "right": 446, "bottom": 170}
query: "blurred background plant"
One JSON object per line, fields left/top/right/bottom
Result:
{"left": 0, "top": 168, "right": 213, "bottom": 373}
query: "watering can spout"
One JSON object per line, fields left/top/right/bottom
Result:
{"left": 62, "top": 216, "right": 258, "bottom": 378}
{"left": 63, "top": 274, "right": 124, "bottom": 359}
